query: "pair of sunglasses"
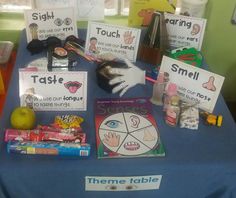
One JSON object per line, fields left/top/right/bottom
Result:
{"left": 27, "top": 35, "right": 85, "bottom": 55}
{"left": 27, "top": 36, "right": 62, "bottom": 55}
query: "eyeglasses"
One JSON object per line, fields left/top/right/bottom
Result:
{"left": 26, "top": 35, "right": 85, "bottom": 55}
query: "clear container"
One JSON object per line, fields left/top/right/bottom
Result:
{"left": 180, "top": 0, "right": 208, "bottom": 18}
{"left": 0, "top": 41, "right": 14, "bottom": 66}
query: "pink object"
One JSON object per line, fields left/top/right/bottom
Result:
{"left": 163, "top": 83, "right": 178, "bottom": 111}
{"left": 157, "top": 73, "right": 164, "bottom": 83}
{"left": 166, "top": 83, "right": 178, "bottom": 96}
{"left": 5, "top": 129, "right": 86, "bottom": 143}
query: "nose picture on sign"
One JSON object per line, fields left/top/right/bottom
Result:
{"left": 202, "top": 76, "right": 216, "bottom": 91}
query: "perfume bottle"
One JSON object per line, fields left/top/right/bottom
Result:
{"left": 165, "top": 95, "right": 180, "bottom": 127}
{"left": 163, "top": 82, "right": 178, "bottom": 111}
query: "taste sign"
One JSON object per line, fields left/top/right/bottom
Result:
{"left": 19, "top": 70, "right": 87, "bottom": 111}
{"left": 159, "top": 56, "right": 225, "bottom": 113}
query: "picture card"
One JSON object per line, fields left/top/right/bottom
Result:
{"left": 165, "top": 13, "right": 207, "bottom": 50}
{"left": 85, "top": 175, "right": 162, "bottom": 191}
{"left": 33, "top": 0, "right": 104, "bottom": 21}
{"left": 85, "top": 22, "right": 141, "bottom": 62}
{"left": 159, "top": 56, "right": 225, "bottom": 113}
{"left": 24, "top": 7, "right": 78, "bottom": 42}
{"left": 33, "top": 0, "right": 77, "bottom": 9}
{"left": 19, "top": 70, "right": 87, "bottom": 111}
{"left": 77, "top": 0, "right": 104, "bottom": 21}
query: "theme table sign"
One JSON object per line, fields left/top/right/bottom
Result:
{"left": 85, "top": 175, "right": 162, "bottom": 191}
{"left": 19, "top": 70, "right": 87, "bottom": 111}
{"left": 165, "top": 13, "right": 207, "bottom": 50}
{"left": 159, "top": 56, "right": 225, "bottom": 113}
{"left": 85, "top": 22, "right": 141, "bottom": 62}
{"left": 24, "top": 7, "right": 78, "bottom": 42}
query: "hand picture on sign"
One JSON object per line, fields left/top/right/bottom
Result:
{"left": 123, "top": 31, "right": 135, "bottom": 44}
{"left": 103, "top": 132, "right": 120, "bottom": 147}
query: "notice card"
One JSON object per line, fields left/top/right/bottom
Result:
{"left": 165, "top": 13, "right": 207, "bottom": 50}
{"left": 24, "top": 7, "right": 78, "bottom": 42}
{"left": 159, "top": 56, "right": 224, "bottom": 113}
{"left": 85, "top": 22, "right": 141, "bottom": 62}
{"left": 85, "top": 175, "right": 162, "bottom": 191}
{"left": 19, "top": 70, "right": 87, "bottom": 111}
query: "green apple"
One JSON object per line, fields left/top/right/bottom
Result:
{"left": 10, "top": 106, "right": 36, "bottom": 130}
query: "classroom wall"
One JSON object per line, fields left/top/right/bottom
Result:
{"left": 202, "top": 0, "right": 236, "bottom": 102}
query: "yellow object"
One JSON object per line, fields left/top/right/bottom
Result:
{"left": 0, "top": 71, "right": 5, "bottom": 94}
{"left": 128, "top": 0, "right": 177, "bottom": 27}
{"left": 200, "top": 112, "right": 223, "bottom": 127}
{"left": 54, "top": 115, "right": 84, "bottom": 129}
{"left": 10, "top": 106, "right": 36, "bottom": 130}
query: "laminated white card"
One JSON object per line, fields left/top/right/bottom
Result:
{"left": 160, "top": 56, "right": 225, "bottom": 113}
{"left": 77, "top": 0, "right": 104, "bottom": 21}
{"left": 24, "top": 7, "right": 78, "bottom": 42}
{"left": 165, "top": 13, "right": 207, "bottom": 50}
{"left": 19, "top": 70, "right": 87, "bottom": 111}
{"left": 85, "top": 22, "right": 141, "bottom": 62}
{"left": 85, "top": 175, "right": 162, "bottom": 191}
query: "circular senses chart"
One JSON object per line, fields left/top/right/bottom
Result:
{"left": 99, "top": 112, "right": 159, "bottom": 156}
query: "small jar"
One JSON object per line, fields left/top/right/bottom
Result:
{"left": 165, "top": 95, "right": 180, "bottom": 127}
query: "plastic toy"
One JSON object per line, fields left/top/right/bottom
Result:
{"left": 200, "top": 111, "right": 223, "bottom": 127}
{"left": 170, "top": 47, "right": 203, "bottom": 67}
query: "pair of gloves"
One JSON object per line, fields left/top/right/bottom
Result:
{"left": 108, "top": 59, "right": 146, "bottom": 96}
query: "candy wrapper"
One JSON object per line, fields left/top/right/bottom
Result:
{"left": 53, "top": 115, "right": 84, "bottom": 129}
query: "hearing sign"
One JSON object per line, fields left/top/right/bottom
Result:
{"left": 165, "top": 13, "right": 207, "bottom": 50}
{"left": 159, "top": 56, "right": 225, "bottom": 113}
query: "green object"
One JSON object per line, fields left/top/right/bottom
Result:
{"left": 170, "top": 47, "right": 203, "bottom": 67}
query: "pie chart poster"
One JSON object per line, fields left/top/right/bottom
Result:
{"left": 95, "top": 98, "right": 164, "bottom": 158}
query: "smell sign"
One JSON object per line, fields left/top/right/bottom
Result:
{"left": 159, "top": 56, "right": 224, "bottom": 113}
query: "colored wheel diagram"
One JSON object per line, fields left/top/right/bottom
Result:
{"left": 99, "top": 112, "right": 159, "bottom": 156}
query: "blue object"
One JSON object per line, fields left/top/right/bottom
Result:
{"left": 0, "top": 29, "right": 236, "bottom": 198}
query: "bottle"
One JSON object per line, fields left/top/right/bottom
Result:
{"left": 150, "top": 72, "right": 166, "bottom": 105}
{"left": 165, "top": 95, "right": 180, "bottom": 127}
{"left": 163, "top": 82, "right": 177, "bottom": 111}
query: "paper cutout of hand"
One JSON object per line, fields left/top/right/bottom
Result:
{"left": 108, "top": 59, "right": 146, "bottom": 96}
{"left": 103, "top": 132, "right": 120, "bottom": 147}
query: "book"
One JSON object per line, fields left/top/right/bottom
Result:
{"left": 128, "top": 0, "right": 177, "bottom": 27}
{"left": 95, "top": 98, "right": 165, "bottom": 159}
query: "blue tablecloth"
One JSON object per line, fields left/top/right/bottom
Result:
{"left": 0, "top": 29, "right": 236, "bottom": 198}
